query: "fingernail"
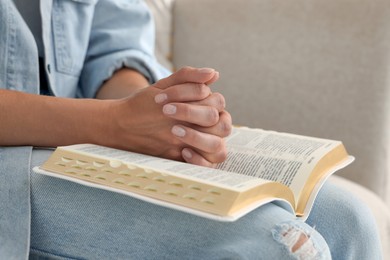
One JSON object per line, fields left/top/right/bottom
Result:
{"left": 172, "top": 125, "right": 186, "bottom": 137}
{"left": 182, "top": 148, "right": 192, "bottom": 159}
{"left": 155, "top": 93, "right": 167, "bottom": 104}
{"left": 163, "top": 104, "right": 177, "bottom": 115}
{"left": 198, "top": 68, "right": 215, "bottom": 74}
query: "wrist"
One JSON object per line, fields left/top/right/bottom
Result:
{"left": 92, "top": 87, "right": 164, "bottom": 153}
{"left": 83, "top": 99, "right": 119, "bottom": 146}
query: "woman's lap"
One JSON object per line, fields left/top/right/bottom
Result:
{"left": 29, "top": 148, "right": 380, "bottom": 259}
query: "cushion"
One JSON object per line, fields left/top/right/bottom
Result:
{"left": 144, "top": 0, "right": 174, "bottom": 71}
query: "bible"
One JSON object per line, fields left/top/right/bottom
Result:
{"left": 34, "top": 127, "right": 354, "bottom": 221}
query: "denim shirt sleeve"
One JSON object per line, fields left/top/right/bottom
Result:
{"left": 79, "top": 0, "right": 171, "bottom": 98}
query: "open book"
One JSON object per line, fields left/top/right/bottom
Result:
{"left": 34, "top": 127, "right": 354, "bottom": 222}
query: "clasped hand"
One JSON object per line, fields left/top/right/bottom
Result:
{"left": 106, "top": 67, "right": 232, "bottom": 167}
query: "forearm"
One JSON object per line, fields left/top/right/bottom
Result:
{"left": 0, "top": 69, "right": 148, "bottom": 147}
{"left": 96, "top": 68, "right": 150, "bottom": 99}
{"left": 0, "top": 67, "right": 231, "bottom": 167}
{"left": 0, "top": 90, "right": 111, "bottom": 147}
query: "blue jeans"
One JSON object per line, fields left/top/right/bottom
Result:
{"left": 26, "top": 148, "right": 382, "bottom": 259}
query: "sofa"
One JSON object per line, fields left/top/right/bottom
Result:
{"left": 145, "top": 0, "right": 390, "bottom": 257}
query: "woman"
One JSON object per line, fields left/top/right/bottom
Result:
{"left": 0, "top": 0, "right": 382, "bottom": 259}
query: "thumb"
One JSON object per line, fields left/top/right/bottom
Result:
{"left": 154, "top": 66, "right": 217, "bottom": 90}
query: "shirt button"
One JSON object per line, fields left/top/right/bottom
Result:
{"left": 47, "top": 64, "right": 51, "bottom": 73}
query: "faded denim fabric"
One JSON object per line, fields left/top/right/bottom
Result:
{"left": 40, "top": 0, "right": 169, "bottom": 98}
{"left": 0, "top": 0, "right": 39, "bottom": 94}
{"left": 0, "top": 0, "right": 168, "bottom": 258}
{"left": 28, "top": 149, "right": 382, "bottom": 259}
{"left": 0, "top": 0, "right": 384, "bottom": 259}
{"left": 0, "top": 146, "right": 32, "bottom": 259}
{"left": 0, "top": 0, "right": 37, "bottom": 258}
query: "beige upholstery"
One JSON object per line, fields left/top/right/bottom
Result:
{"left": 147, "top": 0, "right": 390, "bottom": 256}
{"left": 144, "top": 0, "right": 174, "bottom": 71}
{"left": 172, "top": 0, "right": 390, "bottom": 204}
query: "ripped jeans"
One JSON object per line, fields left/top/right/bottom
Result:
{"left": 28, "top": 149, "right": 382, "bottom": 260}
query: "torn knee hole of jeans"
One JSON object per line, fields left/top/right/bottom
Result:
{"left": 272, "top": 222, "right": 319, "bottom": 259}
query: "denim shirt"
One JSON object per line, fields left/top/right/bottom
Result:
{"left": 42, "top": 0, "right": 170, "bottom": 98}
{"left": 0, "top": 0, "right": 169, "bottom": 258}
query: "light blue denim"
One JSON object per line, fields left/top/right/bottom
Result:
{"left": 0, "top": 0, "right": 384, "bottom": 259}
{"left": 14, "top": 0, "right": 169, "bottom": 98}
{"left": 27, "top": 149, "right": 382, "bottom": 259}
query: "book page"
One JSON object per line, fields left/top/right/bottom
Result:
{"left": 217, "top": 128, "right": 340, "bottom": 198}
{"left": 65, "top": 144, "right": 268, "bottom": 191}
